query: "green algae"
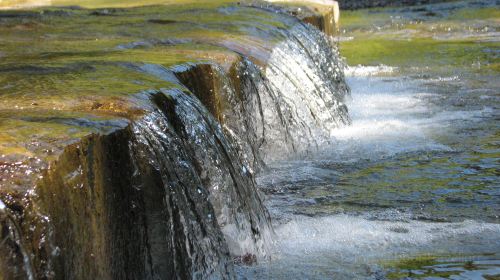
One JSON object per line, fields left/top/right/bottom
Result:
{"left": 0, "top": 0, "right": 237, "bottom": 9}
{"left": 383, "top": 253, "right": 500, "bottom": 279}
{"left": 385, "top": 255, "right": 439, "bottom": 270}
{"left": 0, "top": 117, "right": 98, "bottom": 156}
{"left": 0, "top": 7, "right": 281, "bottom": 65}
{"left": 341, "top": 36, "right": 498, "bottom": 70}
{"left": 0, "top": 64, "right": 175, "bottom": 116}
{"left": 0, "top": 1, "right": 294, "bottom": 69}
{"left": 338, "top": 4, "right": 500, "bottom": 74}
{"left": 339, "top": 9, "right": 390, "bottom": 30}
{"left": 0, "top": 1, "right": 304, "bottom": 168}
{"left": 0, "top": 62, "right": 173, "bottom": 160}
{"left": 0, "top": 108, "right": 130, "bottom": 156}
{"left": 292, "top": 144, "right": 500, "bottom": 221}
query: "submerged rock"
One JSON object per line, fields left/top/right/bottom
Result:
{"left": 0, "top": 1, "right": 349, "bottom": 278}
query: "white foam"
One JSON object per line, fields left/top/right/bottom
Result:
{"left": 247, "top": 67, "right": 499, "bottom": 278}
{"left": 323, "top": 72, "right": 496, "bottom": 161}
{"left": 274, "top": 214, "right": 500, "bottom": 262}
{"left": 323, "top": 75, "right": 457, "bottom": 160}
{"left": 345, "top": 65, "right": 397, "bottom": 77}
{"left": 348, "top": 94, "right": 427, "bottom": 118}
{"left": 261, "top": 23, "right": 350, "bottom": 160}
{"left": 425, "top": 75, "right": 460, "bottom": 82}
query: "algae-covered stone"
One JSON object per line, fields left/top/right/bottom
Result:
{"left": 0, "top": 1, "right": 348, "bottom": 279}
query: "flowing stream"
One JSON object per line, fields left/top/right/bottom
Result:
{"left": 0, "top": 1, "right": 498, "bottom": 279}
{"left": 237, "top": 67, "right": 500, "bottom": 279}
{"left": 237, "top": 1, "right": 500, "bottom": 278}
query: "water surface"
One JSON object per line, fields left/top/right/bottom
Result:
{"left": 239, "top": 1, "right": 500, "bottom": 278}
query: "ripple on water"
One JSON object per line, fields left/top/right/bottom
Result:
{"left": 248, "top": 64, "right": 499, "bottom": 278}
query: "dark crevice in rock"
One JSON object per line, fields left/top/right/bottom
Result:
{"left": 173, "top": 63, "right": 225, "bottom": 123}
{"left": 147, "top": 19, "right": 179, "bottom": 24}
{"left": 0, "top": 206, "right": 34, "bottom": 280}
{"left": 337, "top": 0, "right": 452, "bottom": 10}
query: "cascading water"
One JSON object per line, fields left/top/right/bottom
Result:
{"left": 238, "top": 63, "right": 500, "bottom": 278}
{"left": 100, "top": 21, "right": 353, "bottom": 274}
{"left": 132, "top": 18, "right": 353, "bottom": 257}
{"left": 130, "top": 107, "right": 234, "bottom": 279}
{"left": 1, "top": 1, "right": 426, "bottom": 278}
{"left": 262, "top": 22, "right": 350, "bottom": 159}
{"left": 151, "top": 88, "right": 273, "bottom": 259}
{"left": 171, "top": 22, "right": 352, "bottom": 167}
{"left": 236, "top": 0, "right": 500, "bottom": 277}
{"left": 122, "top": 19, "right": 353, "bottom": 276}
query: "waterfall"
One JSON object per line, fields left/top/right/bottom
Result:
{"left": 129, "top": 20, "right": 351, "bottom": 276}
{"left": 0, "top": 6, "right": 350, "bottom": 279}
{"left": 134, "top": 65, "right": 274, "bottom": 259}
{"left": 149, "top": 88, "right": 273, "bottom": 259}
{"left": 111, "top": 21, "right": 351, "bottom": 273}
{"left": 33, "top": 87, "right": 271, "bottom": 279}
{"left": 129, "top": 104, "right": 234, "bottom": 279}
{"left": 262, "top": 22, "right": 350, "bottom": 160}
{"left": 174, "top": 22, "right": 351, "bottom": 165}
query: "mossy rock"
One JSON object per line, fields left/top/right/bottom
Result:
{"left": 0, "top": 1, "right": 337, "bottom": 279}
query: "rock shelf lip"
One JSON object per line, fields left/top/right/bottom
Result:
{"left": 0, "top": 0, "right": 337, "bottom": 189}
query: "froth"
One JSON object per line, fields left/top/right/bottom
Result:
{"left": 345, "top": 65, "right": 397, "bottom": 77}
{"left": 275, "top": 215, "right": 500, "bottom": 262}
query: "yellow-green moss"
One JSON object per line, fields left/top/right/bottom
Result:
{"left": 338, "top": 4, "right": 499, "bottom": 75}
{"left": 448, "top": 7, "right": 500, "bottom": 20}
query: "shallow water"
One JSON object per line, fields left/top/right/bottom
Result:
{"left": 237, "top": 64, "right": 500, "bottom": 279}
{"left": 260, "top": 70, "right": 499, "bottom": 221}
{"left": 238, "top": 0, "right": 500, "bottom": 276}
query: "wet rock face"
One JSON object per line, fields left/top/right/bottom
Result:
{"left": 0, "top": 205, "right": 33, "bottom": 280}
{"left": 154, "top": 89, "right": 272, "bottom": 258}
{"left": 36, "top": 90, "right": 238, "bottom": 279}
{"left": 173, "top": 64, "right": 225, "bottom": 123}
{"left": 1, "top": 87, "right": 275, "bottom": 279}
{"left": 260, "top": 1, "right": 340, "bottom": 38}
{"left": 0, "top": 1, "right": 349, "bottom": 279}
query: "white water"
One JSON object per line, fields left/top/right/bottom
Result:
{"left": 330, "top": 74, "right": 449, "bottom": 160}
{"left": 240, "top": 65, "right": 500, "bottom": 279}
{"left": 240, "top": 213, "right": 500, "bottom": 278}
{"left": 276, "top": 214, "right": 500, "bottom": 263}
{"left": 324, "top": 67, "right": 493, "bottom": 161}
{"left": 261, "top": 23, "right": 350, "bottom": 161}
{"left": 345, "top": 65, "right": 397, "bottom": 77}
